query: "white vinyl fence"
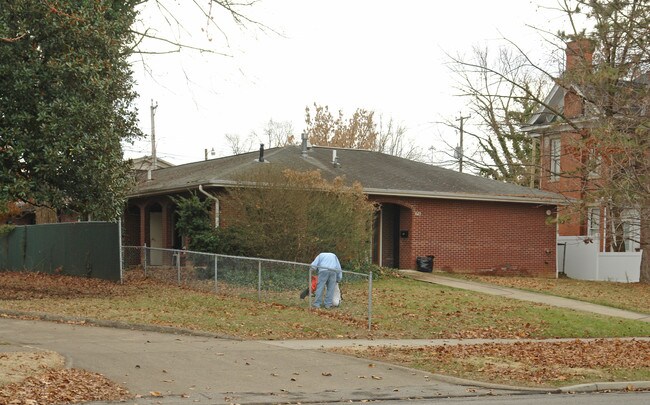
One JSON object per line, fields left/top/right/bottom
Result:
{"left": 557, "top": 236, "right": 642, "bottom": 282}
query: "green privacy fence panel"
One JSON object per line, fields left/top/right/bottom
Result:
{"left": 0, "top": 222, "right": 120, "bottom": 281}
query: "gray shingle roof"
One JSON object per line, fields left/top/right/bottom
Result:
{"left": 130, "top": 146, "right": 564, "bottom": 205}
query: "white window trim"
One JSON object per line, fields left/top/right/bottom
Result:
{"left": 587, "top": 207, "right": 600, "bottom": 239}
{"left": 549, "top": 137, "right": 561, "bottom": 182}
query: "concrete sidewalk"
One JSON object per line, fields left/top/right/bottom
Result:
{"left": 400, "top": 270, "right": 650, "bottom": 322}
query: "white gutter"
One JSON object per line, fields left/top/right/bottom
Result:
{"left": 364, "top": 188, "right": 568, "bottom": 205}
{"left": 130, "top": 181, "right": 566, "bottom": 206}
{"left": 198, "top": 184, "right": 220, "bottom": 228}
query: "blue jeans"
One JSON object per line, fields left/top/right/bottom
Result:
{"left": 313, "top": 270, "right": 338, "bottom": 308}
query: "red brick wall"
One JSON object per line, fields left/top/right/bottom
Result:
{"left": 398, "top": 205, "right": 413, "bottom": 269}
{"left": 371, "top": 196, "right": 557, "bottom": 278}
{"left": 125, "top": 191, "right": 557, "bottom": 278}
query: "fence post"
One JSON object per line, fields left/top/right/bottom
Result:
{"left": 258, "top": 260, "right": 262, "bottom": 301}
{"left": 214, "top": 254, "right": 218, "bottom": 293}
{"left": 367, "top": 272, "right": 373, "bottom": 330}
{"left": 176, "top": 250, "right": 181, "bottom": 285}
{"left": 308, "top": 266, "right": 313, "bottom": 309}
{"left": 143, "top": 244, "right": 147, "bottom": 277}
{"left": 118, "top": 218, "right": 123, "bottom": 284}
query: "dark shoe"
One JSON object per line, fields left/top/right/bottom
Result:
{"left": 300, "top": 289, "right": 309, "bottom": 300}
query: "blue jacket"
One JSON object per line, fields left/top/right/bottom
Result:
{"left": 310, "top": 252, "right": 342, "bottom": 282}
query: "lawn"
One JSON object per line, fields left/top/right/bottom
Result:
{"left": 2, "top": 270, "right": 650, "bottom": 392}
{"left": 449, "top": 274, "right": 650, "bottom": 314}
{"left": 1, "top": 271, "right": 650, "bottom": 340}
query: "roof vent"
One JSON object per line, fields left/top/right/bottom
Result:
{"left": 332, "top": 150, "right": 340, "bottom": 168}
{"left": 258, "top": 143, "right": 264, "bottom": 162}
{"left": 301, "top": 132, "right": 308, "bottom": 156}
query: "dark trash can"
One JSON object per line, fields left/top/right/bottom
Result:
{"left": 416, "top": 255, "right": 434, "bottom": 273}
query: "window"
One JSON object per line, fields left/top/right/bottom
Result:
{"left": 587, "top": 207, "right": 600, "bottom": 239}
{"left": 587, "top": 148, "right": 601, "bottom": 179}
{"left": 622, "top": 209, "right": 640, "bottom": 252}
{"left": 550, "top": 138, "right": 561, "bottom": 181}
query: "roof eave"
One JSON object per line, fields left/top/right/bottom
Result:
{"left": 127, "top": 180, "right": 238, "bottom": 199}
{"left": 365, "top": 188, "right": 566, "bottom": 205}
{"left": 128, "top": 182, "right": 566, "bottom": 206}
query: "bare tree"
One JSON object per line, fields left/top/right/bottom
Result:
{"left": 263, "top": 119, "right": 295, "bottom": 148}
{"left": 446, "top": 47, "right": 549, "bottom": 186}
{"left": 376, "top": 116, "right": 423, "bottom": 160}
{"left": 224, "top": 132, "right": 256, "bottom": 155}
{"left": 131, "top": 1, "right": 271, "bottom": 56}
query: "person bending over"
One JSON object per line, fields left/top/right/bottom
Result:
{"left": 310, "top": 252, "right": 342, "bottom": 309}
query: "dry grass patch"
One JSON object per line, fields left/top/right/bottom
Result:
{"left": 0, "top": 351, "right": 64, "bottom": 386}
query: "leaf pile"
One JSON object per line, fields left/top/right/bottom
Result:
{"left": 337, "top": 339, "right": 650, "bottom": 387}
{"left": 0, "top": 368, "right": 131, "bottom": 405}
{"left": 0, "top": 271, "right": 125, "bottom": 300}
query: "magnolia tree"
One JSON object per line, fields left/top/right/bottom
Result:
{"left": 0, "top": 1, "right": 141, "bottom": 220}
{"left": 0, "top": 1, "right": 261, "bottom": 221}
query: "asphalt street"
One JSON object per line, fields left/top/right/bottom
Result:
{"left": 0, "top": 317, "right": 534, "bottom": 404}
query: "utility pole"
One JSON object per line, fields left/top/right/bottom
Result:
{"left": 150, "top": 99, "right": 158, "bottom": 170}
{"left": 456, "top": 113, "right": 470, "bottom": 173}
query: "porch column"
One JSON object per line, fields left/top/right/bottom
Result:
{"left": 161, "top": 201, "right": 171, "bottom": 249}
{"left": 138, "top": 204, "right": 146, "bottom": 247}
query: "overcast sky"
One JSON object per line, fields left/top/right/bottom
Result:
{"left": 125, "top": 0, "right": 567, "bottom": 165}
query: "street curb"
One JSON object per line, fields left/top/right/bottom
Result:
{"left": 559, "top": 381, "right": 650, "bottom": 393}
{"left": 428, "top": 373, "right": 560, "bottom": 393}
{"left": 323, "top": 348, "right": 559, "bottom": 394}
{"left": 0, "top": 309, "right": 240, "bottom": 341}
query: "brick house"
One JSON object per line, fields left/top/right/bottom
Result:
{"left": 124, "top": 144, "right": 563, "bottom": 276}
{"left": 522, "top": 40, "right": 642, "bottom": 253}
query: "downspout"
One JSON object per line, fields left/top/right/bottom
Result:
{"left": 198, "top": 185, "right": 220, "bottom": 228}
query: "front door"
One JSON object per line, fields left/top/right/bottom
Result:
{"left": 149, "top": 211, "right": 163, "bottom": 265}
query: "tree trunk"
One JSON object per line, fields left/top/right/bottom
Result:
{"left": 639, "top": 207, "right": 650, "bottom": 283}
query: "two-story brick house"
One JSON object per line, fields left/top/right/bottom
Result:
{"left": 522, "top": 40, "right": 641, "bottom": 253}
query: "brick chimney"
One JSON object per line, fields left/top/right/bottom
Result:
{"left": 565, "top": 39, "right": 594, "bottom": 72}
{"left": 564, "top": 39, "right": 594, "bottom": 118}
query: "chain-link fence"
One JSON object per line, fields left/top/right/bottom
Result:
{"left": 122, "top": 246, "right": 373, "bottom": 329}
